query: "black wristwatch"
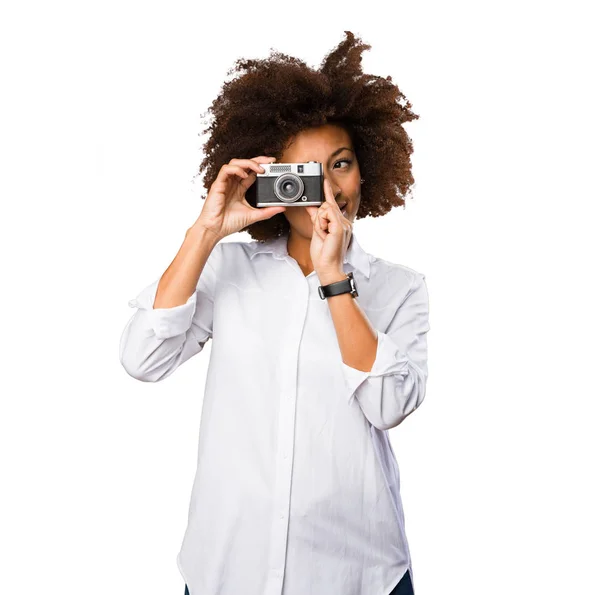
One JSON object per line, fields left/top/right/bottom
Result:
{"left": 318, "top": 271, "right": 359, "bottom": 300}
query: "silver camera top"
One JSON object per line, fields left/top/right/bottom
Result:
{"left": 256, "top": 161, "right": 323, "bottom": 177}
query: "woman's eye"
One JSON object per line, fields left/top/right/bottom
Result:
{"left": 334, "top": 159, "right": 352, "bottom": 169}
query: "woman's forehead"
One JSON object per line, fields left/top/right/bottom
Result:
{"left": 281, "top": 126, "right": 354, "bottom": 158}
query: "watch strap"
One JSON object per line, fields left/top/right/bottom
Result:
{"left": 318, "top": 271, "right": 358, "bottom": 300}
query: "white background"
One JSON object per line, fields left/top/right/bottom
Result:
{"left": 1, "top": 1, "right": 598, "bottom": 594}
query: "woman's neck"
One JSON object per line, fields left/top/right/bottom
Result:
{"left": 287, "top": 229, "right": 314, "bottom": 276}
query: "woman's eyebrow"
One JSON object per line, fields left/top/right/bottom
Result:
{"left": 298, "top": 147, "right": 354, "bottom": 162}
{"left": 329, "top": 147, "right": 354, "bottom": 158}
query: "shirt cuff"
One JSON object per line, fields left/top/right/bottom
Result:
{"left": 128, "top": 279, "right": 198, "bottom": 340}
{"left": 341, "top": 329, "right": 410, "bottom": 404}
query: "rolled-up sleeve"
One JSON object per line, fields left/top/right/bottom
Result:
{"left": 119, "top": 243, "right": 222, "bottom": 382}
{"left": 342, "top": 272, "right": 430, "bottom": 430}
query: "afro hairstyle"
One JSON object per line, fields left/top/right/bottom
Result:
{"left": 195, "top": 30, "right": 419, "bottom": 242}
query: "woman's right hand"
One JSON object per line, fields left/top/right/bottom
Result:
{"left": 194, "top": 156, "right": 287, "bottom": 241}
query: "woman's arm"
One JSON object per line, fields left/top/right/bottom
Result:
{"left": 119, "top": 224, "right": 222, "bottom": 382}
{"left": 336, "top": 273, "right": 430, "bottom": 430}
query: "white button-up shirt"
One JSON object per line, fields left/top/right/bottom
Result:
{"left": 119, "top": 229, "right": 429, "bottom": 595}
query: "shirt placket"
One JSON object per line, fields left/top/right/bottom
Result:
{"left": 266, "top": 259, "right": 312, "bottom": 595}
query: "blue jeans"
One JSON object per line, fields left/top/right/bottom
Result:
{"left": 184, "top": 568, "right": 413, "bottom": 595}
{"left": 389, "top": 569, "right": 414, "bottom": 595}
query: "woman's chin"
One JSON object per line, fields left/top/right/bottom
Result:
{"left": 285, "top": 214, "right": 314, "bottom": 238}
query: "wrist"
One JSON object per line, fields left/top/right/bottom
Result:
{"left": 186, "top": 222, "right": 222, "bottom": 247}
{"left": 318, "top": 269, "right": 347, "bottom": 286}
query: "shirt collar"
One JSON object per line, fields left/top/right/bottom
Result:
{"left": 249, "top": 229, "right": 371, "bottom": 279}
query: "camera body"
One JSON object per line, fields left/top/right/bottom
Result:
{"left": 246, "top": 161, "right": 324, "bottom": 207}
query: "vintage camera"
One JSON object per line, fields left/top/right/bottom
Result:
{"left": 245, "top": 161, "right": 324, "bottom": 207}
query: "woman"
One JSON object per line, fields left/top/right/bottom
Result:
{"left": 120, "top": 31, "right": 429, "bottom": 595}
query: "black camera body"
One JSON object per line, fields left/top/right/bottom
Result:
{"left": 246, "top": 161, "right": 324, "bottom": 207}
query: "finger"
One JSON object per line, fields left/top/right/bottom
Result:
{"left": 240, "top": 193, "right": 286, "bottom": 214}
{"left": 251, "top": 156, "right": 278, "bottom": 162}
{"left": 229, "top": 158, "right": 276, "bottom": 191}
{"left": 252, "top": 156, "right": 278, "bottom": 163}
{"left": 229, "top": 156, "right": 277, "bottom": 171}
{"left": 229, "top": 158, "right": 274, "bottom": 174}
{"left": 312, "top": 206, "right": 327, "bottom": 241}
{"left": 252, "top": 205, "right": 287, "bottom": 221}
{"left": 237, "top": 164, "right": 268, "bottom": 192}
{"left": 217, "top": 164, "right": 251, "bottom": 183}
{"left": 229, "top": 156, "right": 276, "bottom": 163}
{"left": 215, "top": 164, "right": 258, "bottom": 197}
{"left": 318, "top": 208, "right": 329, "bottom": 233}
{"left": 322, "top": 178, "right": 339, "bottom": 209}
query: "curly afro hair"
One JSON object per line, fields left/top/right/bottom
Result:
{"left": 195, "top": 30, "right": 420, "bottom": 242}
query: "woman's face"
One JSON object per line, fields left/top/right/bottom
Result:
{"left": 278, "top": 123, "right": 362, "bottom": 239}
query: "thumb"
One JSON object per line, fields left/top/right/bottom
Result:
{"left": 255, "top": 206, "right": 287, "bottom": 221}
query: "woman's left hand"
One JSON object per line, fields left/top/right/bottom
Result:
{"left": 305, "top": 179, "right": 353, "bottom": 280}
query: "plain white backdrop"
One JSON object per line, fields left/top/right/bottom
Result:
{"left": 1, "top": 1, "right": 598, "bottom": 594}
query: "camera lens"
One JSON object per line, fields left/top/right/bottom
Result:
{"left": 274, "top": 173, "right": 304, "bottom": 203}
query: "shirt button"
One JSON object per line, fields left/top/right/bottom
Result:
{"left": 280, "top": 512, "right": 285, "bottom": 519}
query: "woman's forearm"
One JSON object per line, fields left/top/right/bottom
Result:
{"left": 153, "top": 224, "right": 221, "bottom": 309}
